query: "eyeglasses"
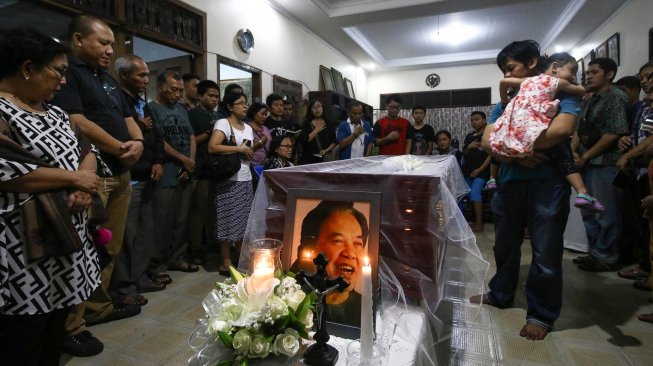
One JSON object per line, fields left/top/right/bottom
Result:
{"left": 46, "top": 64, "right": 67, "bottom": 81}
{"left": 233, "top": 101, "right": 248, "bottom": 107}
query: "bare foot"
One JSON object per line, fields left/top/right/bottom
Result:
{"left": 519, "top": 323, "right": 548, "bottom": 340}
{"left": 472, "top": 224, "right": 484, "bottom": 233}
{"left": 470, "top": 293, "right": 493, "bottom": 305}
{"left": 638, "top": 313, "right": 653, "bottom": 323}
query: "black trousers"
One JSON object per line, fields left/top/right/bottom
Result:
{"left": 0, "top": 306, "right": 70, "bottom": 366}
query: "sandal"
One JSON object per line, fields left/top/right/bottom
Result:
{"left": 151, "top": 273, "right": 172, "bottom": 285}
{"left": 634, "top": 278, "right": 653, "bottom": 291}
{"left": 638, "top": 313, "right": 653, "bottom": 323}
{"left": 120, "top": 294, "right": 148, "bottom": 306}
{"left": 139, "top": 280, "right": 166, "bottom": 293}
{"left": 169, "top": 262, "right": 200, "bottom": 273}
{"left": 618, "top": 268, "right": 650, "bottom": 280}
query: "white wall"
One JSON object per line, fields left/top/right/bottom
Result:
{"left": 569, "top": 0, "right": 651, "bottom": 78}
{"left": 181, "top": 0, "right": 368, "bottom": 103}
{"left": 366, "top": 63, "right": 502, "bottom": 109}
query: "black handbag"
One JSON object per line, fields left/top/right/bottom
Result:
{"left": 203, "top": 122, "right": 242, "bottom": 181}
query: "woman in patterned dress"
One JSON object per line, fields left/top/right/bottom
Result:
{"left": 0, "top": 27, "right": 101, "bottom": 365}
{"left": 208, "top": 92, "right": 254, "bottom": 275}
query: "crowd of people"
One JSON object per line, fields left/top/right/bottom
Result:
{"left": 1, "top": 12, "right": 653, "bottom": 366}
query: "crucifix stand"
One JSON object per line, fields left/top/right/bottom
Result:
{"left": 296, "top": 253, "right": 349, "bottom": 366}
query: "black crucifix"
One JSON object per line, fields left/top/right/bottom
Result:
{"left": 296, "top": 253, "right": 349, "bottom": 366}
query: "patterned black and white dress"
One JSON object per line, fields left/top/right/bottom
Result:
{"left": 0, "top": 97, "right": 100, "bottom": 315}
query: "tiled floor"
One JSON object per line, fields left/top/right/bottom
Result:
{"left": 60, "top": 226, "right": 653, "bottom": 365}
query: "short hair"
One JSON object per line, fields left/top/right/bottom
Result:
{"left": 197, "top": 79, "right": 219, "bottom": 96}
{"left": 266, "top": 93, "right": 283, "bottom": 107}
{"left": 157, "top": 70, "right": 181, "bottom": 87}
{"left": 68, "top": 14, "right": 106, "bottom": 38}
{"left": 222, "top": 91, "right": 247, "bottom": 115}
{"left": 588, "top": 57, "right": 618, "bottom": 81}
{"left": 349, "top": 101, "right": 363, "bottom": 111}
{"left": 412, "top": 104, "right": 426, "bottom": 114}
{"left": 114, "top": 54, "right": 144, "bottom": 75}
{"left": 471, "top": 111, "right": 487, "bottom": 119}
{"left": 182, "top": 73, "right": 200, "bottom": 83}
{"left": 246, "top": 102, "right": 268, "bottom": 120}
{"left": 0, "top": 26, "right": 68, "bottom": 80}
{"left": 435, "top": 130, "right": 452, "bottom": 140}
{"left": 283, "top": 99, "right": 293, "bottom": 106}
{"left": 224, "top": 83, "right": 243, "bottom": 94}
{"left": 269, "top": 135, "right": 293, "bottom": 157}
{"left": 300, "top": 201, "right": 369, "bottom": 248}
{"left": 385, "top": 94, "right": 402, "bottom": 106}
{"left": 496, "top": 40, "right": 540, "bottom": 71}
{"left": 543, "top": 52, "right": 576, "bottom": 70}
{"left": 615, "top": 76, "right": 641, "bottom": 90}
{"left": 639, "top": 61, "right": 653, "bottom": 74}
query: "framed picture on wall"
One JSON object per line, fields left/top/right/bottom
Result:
{"left": 344, "top": 78, "right": 355, "bottom": 99}
{"left": 282, "top": 189, "right": 381, "bottom": 335}
{"left": 331, "top": 67, "right": 347, "bottom": 96}
{"left": 582, "top": 51, "right": 594, "bottom": 75}
{"left": 595, "top": 41, "right": 607, "bottom": 58}
{"left": 576, "top": 59, "right": 584, "bottom": 86}
{"left": 607, "top": 33, "right": 620, "bottom": 66}
{"left": 319, "top": 65, "right": 335, "bottom": 92}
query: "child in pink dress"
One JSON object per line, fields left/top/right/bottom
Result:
{"left": 489, "top": 52, "right": 604, "bottom": 212}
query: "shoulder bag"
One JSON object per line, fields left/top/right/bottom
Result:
{"left": 203, "top": 121, "right": 242, "bottom": 181}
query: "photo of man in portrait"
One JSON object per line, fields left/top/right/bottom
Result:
{"left": 290, "top": 200, "right": 369, "bottom": 327}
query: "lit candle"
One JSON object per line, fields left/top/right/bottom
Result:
{"left": 249, "top": 252, "right": 275, "bottom": 292}
{"left": 360, "top": 256, "right": 373, "bottom": 359}
{"left": 300, "top": 248, "right": 315, "bottom": 272}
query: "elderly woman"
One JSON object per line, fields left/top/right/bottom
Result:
{"left": 0, "top": 27, "right": 101, "bottom": 365}
{"left": 298, "top": 99, "right": 336, "bottom": 164}
{"left": 208, "top": 92, "right": 254, "bottom": 275}
{"left": 264, "top": 135, "right": 295, "bottom": 170}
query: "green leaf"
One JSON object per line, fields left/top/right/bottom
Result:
{"left": 216, "top": 360, "right": 233, "bottom": 366}
{"left": 263, "top": 334, "right": 275, "bottom": 344}
{"left": 286, "top": 271, "right": 296, "bottom": 278}
{"left": 294, "top": 291, "right": 314, "bottom": 319}
{"left": 229, "top": 266, "right": 244, "bottom": 282}
{"left": 238, "top": 358, "right": 248, "bottom": 366}
{"left": 217, "top": 331, "right": 233, "bottom": 349}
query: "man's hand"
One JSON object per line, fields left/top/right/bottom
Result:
{"left": 386, "top": 131, "right": 400, "bottom": 141}
{"left": 181, "top": 156, "right": 196, "bottom": 173}
{"left": 514, "top": 152, "right": 549, "bottom": 169}
{"left": 470, "top": 168, "right": 482, "bottom": 178}
{"left": 618, "top": 136, "right": 632, "bottom": 152}
{"left": 616, "top": 155, "right": 630, "bottom": 172}
{"left": 467, "top": 140, "right": 481, "bottom": 150}
{"left": 353, "top": 125, "right": 364, "bottom": 137}
{"left": 150, "top": 163, "right": 163, "bottom": 182}
{"left": 574, "top": 154, "right": 588, "bottom": 167}
{"left": 118, "top": 140, "right": 145, "bottom": 166}
{"left": 67, "top": 190, "right": 92, "bottom": 214}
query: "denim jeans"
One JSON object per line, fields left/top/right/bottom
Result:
{"left": 488, "top": 179, "right": 570, "bottom": 330}
{"left": 581, "top": 165, "right": 623, "bottom": 265}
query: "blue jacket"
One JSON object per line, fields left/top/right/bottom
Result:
{"left": 336, "top": 119, "right": 374, "bottom": 160}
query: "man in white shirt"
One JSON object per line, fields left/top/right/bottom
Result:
{"left": 337, "top": 102, "right": 374, "bottom": 159}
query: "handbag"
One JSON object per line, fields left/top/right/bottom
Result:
{"left": 202, "top": 122, "right": 242, "bottom": 181}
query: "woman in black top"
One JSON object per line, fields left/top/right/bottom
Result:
{"left": 298, "top": 99, "right": 336, "bottom": 164}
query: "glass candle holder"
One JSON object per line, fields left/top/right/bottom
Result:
{"left": 346, "top": 339, "right": 386, "bottom": 366}
{"left": 247, "top": 238, "right": 283, "bottom": 279}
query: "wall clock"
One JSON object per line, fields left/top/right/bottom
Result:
{"left": 425, "top": 73, "right": 440, "bottom": 88}
{"left": 236, "top": 28, "right": 254, "bottom": 54}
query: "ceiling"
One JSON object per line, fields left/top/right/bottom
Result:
{"left": 269, "top": 0, "right": 629, "bottom": 73}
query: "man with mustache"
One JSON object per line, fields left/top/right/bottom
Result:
{"left": 300, "top": 201, "right": 368, "bottom": 327}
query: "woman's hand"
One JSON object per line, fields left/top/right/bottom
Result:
{"left": 240, "top": 145, "right": 254, "bottom": 160}
{"left": 71, "top": 170, "right": 101, "bottom": 194}
{"left": 67, "top": 190, "right": 92, "bottom": 214}
{"left": 312, "top": 119, "right": 325, "bottom": 131}
{"left": 470, "top": 168, "right": 481, "bottom": 178}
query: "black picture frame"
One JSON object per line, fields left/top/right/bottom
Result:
{"left": 319, "top": 65, "right": 335, "bottom": 92}
{"left": 282, "top": 189, "right": 381, "bottom": 336}
{"left": 582, "top": 50, "right": 594, "bottom": 78}
{"left": 344, "top": 78, "right": 355, "bottom": 99}
{"left": 331, "top": 67, "right": 347, "bottom": 96}
{"left": 607, "top": 32, "right": 620, "bottom": 66}
{"left": 595, "top": 41, "right": 608, "bottom": 58}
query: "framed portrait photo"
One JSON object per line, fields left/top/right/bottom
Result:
{"left": 331, "top": 67, "right": 347, "bottom": 96}
{"left": 282, "top": 189, "right": 381, "bottom": 335}
{"left": 582, "top": 51, "right": 594, "bottom": 76}
{"left": 607, "top": 32, "right": 620, "bottom": 66}
{"left": 319, "top": 65, "right": 335, "bottom": 92}
{"left": 344, "top": 78, "right": 355, "bottom": 99}
{"left": 595, "top": 41, "right": 607, "bottom": 58}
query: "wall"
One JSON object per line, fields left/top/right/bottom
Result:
{"left": 181, "top": 0, "right": 368, "bottom": 103}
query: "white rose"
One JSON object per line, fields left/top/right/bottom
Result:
{"left": 273, "top": 330, "right": 300, "bottom": 357}
{"left": 207, "top": 318, "right": 230, "bottom": 334}
{"left": 249, "top": 333, "right": 271, "bottom": 359}
{"left": 301, "top": 310, "right": 313, "bottom": 329}
{"left": 232, "top": 329, "right": 252, "bottom": 356}
{"left": 267, "top": 295, "right": 287, "bottom": 319}
{"left": 284, "top": 290, "right": 306, "bottom": 311}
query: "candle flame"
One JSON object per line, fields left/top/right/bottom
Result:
{"left": 364, "top": 256, "right": 370, "bottom": 267}
{"left": 303, "top": 249, "right": 313, "bottom": 259}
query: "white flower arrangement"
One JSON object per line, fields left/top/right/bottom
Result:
{"left": 202, "top": 267, "right": 316, "bottom": 366}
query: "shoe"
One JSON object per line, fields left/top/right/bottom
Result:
{"left": 484, "top": 179, "right": 497, "bottom": 190}
{"left": 151, "top": 272, "right": 172, "bottom": 285}
{"left": 577, "top": 256, "right": 620, "bottom": 272}
{"left": 572, "top": 255, "right": 592, "bottom": 264}
{"left": 634, "top": 278, "right": 653, "bottom": 291}
{"left": 618, "top": 268, "right": 650, "bottom": 280}
{"left": 168, "top": 262, "right": 200, "bottom": 273}
{"left": 61, "top": 330, "right": 104, "bottom": 357}
{"left": 574, "top": 194, "right": 605, "bottom": 213}
{"left": 119, "top": 293, "right": 148, "bottom": 306}
{"left": 87, "top": 304, "right": 141, "bottom": 326}
{"left": 139, "top": 280, "right": 166, "bottom": 293}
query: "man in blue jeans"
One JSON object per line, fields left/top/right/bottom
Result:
{"left": 471, "top": 40, "right": 581, "bottom": 340}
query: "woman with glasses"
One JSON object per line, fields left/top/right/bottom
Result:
{"left": 264, "top": 135, "right": 295, "bottom": 170}
{"left": 0, "top": 27, "right": 101, "bottom": 365}
{"left": 298, "top": 99, "right": 336, "bottom": 164}
{"left": 208, "top": 92, "right": 254, "bottom": 275}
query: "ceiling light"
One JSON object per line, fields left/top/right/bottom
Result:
{"left": 431, "top": 21, "right": 480, "bottom": 46}
{"left": 365, "top": 63, "right": 376, "bottom": 70}
{"left": 555, "top": 45, "right": 563, "bottom": 52}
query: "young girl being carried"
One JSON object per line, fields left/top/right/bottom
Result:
{"left": 489, "top": 52, "right": 604, "bottom": 212}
